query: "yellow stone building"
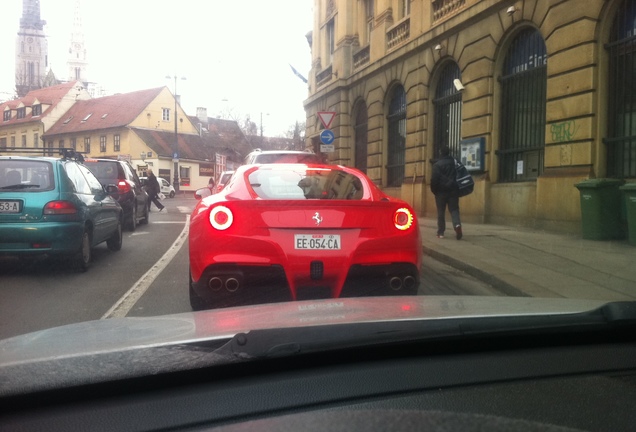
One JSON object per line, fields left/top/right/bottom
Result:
{"left": 304, "top": 0, "right": 636, "bottom": 233}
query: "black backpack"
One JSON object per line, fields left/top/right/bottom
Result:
{"left": 455, "top": 159, "right": 474, "bottom": 197}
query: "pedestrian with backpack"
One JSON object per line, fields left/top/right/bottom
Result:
{"left": 430, "top": 145, "right": 462, "bottom": 240}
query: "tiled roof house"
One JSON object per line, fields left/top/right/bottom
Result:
{"left": 44, "top": 86, "right": 214, "bottom": 190}
{"left": 0, "top": 81, "right": 90, "bottom": 151}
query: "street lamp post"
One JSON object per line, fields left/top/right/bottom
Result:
{"left": 260, "top": 112, "right": 269, "bottom": 137}
{"left": 166, "top": 75, "right": 186, "bottom": 193}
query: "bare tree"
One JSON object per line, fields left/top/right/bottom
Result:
{"left": 285, "top": 121, "right": 306, "bottom": 150}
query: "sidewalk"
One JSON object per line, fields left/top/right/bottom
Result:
{"left": 419, "top": 217, "right": 636, "bottom": 301}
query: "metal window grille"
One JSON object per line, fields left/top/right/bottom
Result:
{"left": 354, "top": 102, "right": 368, "bottom": 172}
{"left": 387, "top": 85, "right": 406, "bottom": 187}
{"left": 433, "top": 62, "right": 462, "bottom": 159}
{"left": 606, "top": 0, "right": 636, "bottom": 179}
{"left": 498, "top": 28, "right": 547, "bottom": 182}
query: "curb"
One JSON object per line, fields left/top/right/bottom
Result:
{"left": 422, "top": 244, "right": 530, "bottom": 298}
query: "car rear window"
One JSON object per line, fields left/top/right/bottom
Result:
{"left": 84, "top": 160, "right": 124, "bottom": 183}
{"left": 0, "top": 160, "right": 54, "bottom": 191}
{"left": 248, "top": 167, "right": 364, "bottom": 200}
{"left": 252, "top": 153, "right": 322, "bottom": 164}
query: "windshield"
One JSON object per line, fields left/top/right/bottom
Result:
{"left": 248, "top": 166, "right": 365, "bottom": 200}
{"left": 1, "top": 0, "right": 636, "bottom": 400}
{"left": 0, "top": 160, "right": 54, "bottom": 191}
{"left": 83, "top": 160, "right": 124, "bottom": 183}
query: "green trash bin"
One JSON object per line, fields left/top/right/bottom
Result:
{"left": 574, "top": 179, "right": 625, "bottom": 240}
{"left": 620, "top": 183, "right": 636, "bottom": 246}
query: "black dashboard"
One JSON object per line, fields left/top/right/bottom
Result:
{"left": 2, "top": 329, "right": 636, "bottom": 431}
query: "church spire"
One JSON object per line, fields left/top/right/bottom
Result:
{"left": 67, "top": 0, "right": 88, "bottom": 83}
{"left": 15, "top": 0, "right": 49, "bottom": 97}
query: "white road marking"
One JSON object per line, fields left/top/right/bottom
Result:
{"left": 101, "top": 216, "right": 190, "bottom": 319}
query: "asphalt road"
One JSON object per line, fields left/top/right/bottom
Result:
{"left": 0, "top": 196, "right": 499, "bottom": 340}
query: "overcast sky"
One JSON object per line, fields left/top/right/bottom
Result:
{"left": 0, "top": 0, "right": 314, "bottom": 136}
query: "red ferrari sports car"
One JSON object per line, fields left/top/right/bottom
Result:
{"left": 188, "top": 163, "right": 422, "bottom": 310}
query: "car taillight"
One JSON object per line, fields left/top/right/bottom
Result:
{"left": 394, "top": 207, "right": 413, "bottom": 231}
{"left": 209, "top": 205, "right": 233, "bottom": 230}
{"left": 44, "top": 201, "right": 77, "bottom": 215}
{"left": 117, "top": 180, "right": 131, "bottom": 194}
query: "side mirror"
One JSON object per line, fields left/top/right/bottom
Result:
{"left": 139, "top": 178, "right": 148, "bottom": 187}
{"left": 105, "top": 184, "right": 119, "bottom": 195}
{"left": 194, "top": 187, "right": 211, "bottom": 200}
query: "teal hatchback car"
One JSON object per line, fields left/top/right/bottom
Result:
{"left": 0, "top": 152, "right": 123, "bottom": 271}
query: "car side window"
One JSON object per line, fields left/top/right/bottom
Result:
{"left": 64, "top": 162, "right": 92, "bottom": 195}
{"left": 78, "top": 165, "right": 106, "bottom": 195}
{"left": 122, "top": 162, "right": 140, "bottom": 185}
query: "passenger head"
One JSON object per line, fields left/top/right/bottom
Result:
{"left": 6, "top": 170, "right": 21, "bottom": 185}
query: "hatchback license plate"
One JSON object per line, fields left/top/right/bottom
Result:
{"left": 0, "top": 201, "right": 20, "bottom": 213}
{"left": 295, "top": 234, "right": 341, "bottom": 250}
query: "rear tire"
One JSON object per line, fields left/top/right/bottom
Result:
{"left": 71, "top": 229, "right": 91, "bottom": 272}
{"left": 139, "top": 203, "right": 149, "bottom": 225}
{"left": 128, "top": 205, "right": 137, "bottom": 231}
{"left": 107, "top": 218, "right": 123, "bottom": 251}
{"left": 189, "top": 272, "right": 207, "bottom": 311}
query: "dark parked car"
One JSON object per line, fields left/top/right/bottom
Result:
{"left": 0, "top": 152, "right": 123, "bottom": 271}
{"left": 84, "top": 158, "right": 149, "bottom": 231}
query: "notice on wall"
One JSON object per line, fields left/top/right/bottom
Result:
{"left": 516, "top": 160, "right": 524, "bottom": 175}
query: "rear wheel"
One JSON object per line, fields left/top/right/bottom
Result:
{"left": 189, "top": 272, "right": 207, "bottom": 311}
{"left": 128, "top": 205, "right": 137, "bottom": 231}
{"left": 70, "top": 229, "right": 91, "bottom": 272}
{"left": 139, "top": 203, "right": 149, "bottom": 225}
{"left": 106, "top": 218, "right": 123, "bottom": 251}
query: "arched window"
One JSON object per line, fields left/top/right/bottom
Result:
{"left": 433, "top": 62, "right": 462, "bottom": 159}
{"left": 353, "top": 101, "right": 368, "bottom": 172}
{"left": 499, "top": 28, "right": 547, "bottom": 182}
{"left": 387, "top": 85, "right": 406, "bottom": 187}
{"left": 607, "top": 0, "right": 636, "bottom": 178}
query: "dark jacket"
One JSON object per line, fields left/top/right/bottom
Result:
{"left": 430, "top": 156, "right": 458, "bottom": 196}
{"left": 147, "top": 174, "right": 160, "bottom": 196}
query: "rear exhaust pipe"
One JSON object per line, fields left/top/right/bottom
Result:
{"left": 389, "top": 276, "right": 403, "bottom": 291}
{"left": 403, "top": 275, "right": 416, "bottom": 290}
{"left": 209, "top": 277, "right": 223, "bottom": 291}
{"left": 225, "top": 277, "right": 240, "bottom": 292}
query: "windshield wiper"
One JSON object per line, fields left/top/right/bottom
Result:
{"left": 214, "top": 301, "right": 636, "bottom": 360}
{"left": 0, "top": 184, "right": 40, "bottom": 189}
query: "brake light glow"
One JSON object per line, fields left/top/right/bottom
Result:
{"left": 394, "top": 208, "right": 413, "bottom": 230}
{"left": 44, "top": 201, "right": 77, "bottom": 215}
{"left": 117, "top": 180, "right": 131, "bottom": 194}
{"left": 209, "top": 205, "right": 233, "bottom": 230}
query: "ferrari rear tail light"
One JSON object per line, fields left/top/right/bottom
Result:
{"left": 394, "top": 208, "right": 413, "bottom": 231}
{"left": 209, "top": 205, "right": 233, "bottom": 230}
{"left": 117, "top": 180, "right": 131, "bottom": 194}
{"left": 44, "top": 200, "right": 77, "bottom": 215}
